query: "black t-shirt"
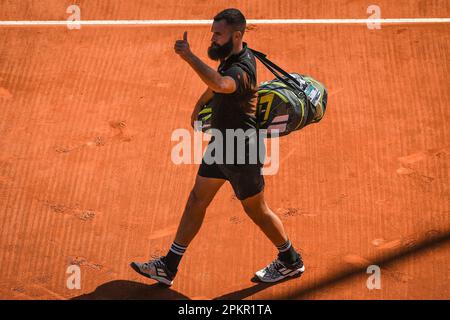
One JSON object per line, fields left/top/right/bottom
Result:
{"left": 210, "top": 42, "right": 258, "bottom": 131}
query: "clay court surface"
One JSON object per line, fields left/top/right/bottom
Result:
{"left": 0, "top": 1, "right": 449, "bottom": 300}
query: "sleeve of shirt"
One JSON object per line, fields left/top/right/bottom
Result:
{"left": 222, "top": 66, "right": 250, "bottom": 96}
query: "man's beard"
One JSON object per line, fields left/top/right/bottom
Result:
{"left": 207, "top": 36, "right": 234, "bottom": 61}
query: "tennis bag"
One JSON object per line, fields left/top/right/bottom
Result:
{"left": 197, "top": 49, "right": 328, "bottom": 137}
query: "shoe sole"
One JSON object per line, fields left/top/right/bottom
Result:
{"left": 129, "top": 262, "right": 173, "bottom": 286}
{"left": 256, "top": 265, "right": 305, "bottom": 283}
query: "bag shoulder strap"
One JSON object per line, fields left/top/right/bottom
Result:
{"left": 249, "top": 48, "right": 302, "bottom": 92}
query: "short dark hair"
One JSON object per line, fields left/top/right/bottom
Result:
{"left": 213, "top": 8, "right": 246, "bottom": 34}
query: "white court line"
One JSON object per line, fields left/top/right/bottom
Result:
{"left": 0, "top": 18, "right": 449, "bottom": 26}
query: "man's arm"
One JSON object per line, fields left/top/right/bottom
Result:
{"left": 174, "top": 31, "right": 237, "bottom": 94}
{"left": 196, "top": 87, "right": 214, "bottom": 107}
{"left": 184, "top": 55, "right": 237, "bottom": 94}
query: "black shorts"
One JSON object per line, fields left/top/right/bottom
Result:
{"left": 197, "top": 135, "right": 265, "bottom": 200}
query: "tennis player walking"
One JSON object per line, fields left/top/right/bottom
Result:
{"left": 131, "top": 8, "right": 304, "bottom": 286}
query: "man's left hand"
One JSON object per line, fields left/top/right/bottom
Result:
{"left": 174, "top": 31, "right": 193, "bottom": 61}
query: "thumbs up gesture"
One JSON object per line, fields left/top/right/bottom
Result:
{"left": 174, "top": 31, "right": 192, "bottom": 60}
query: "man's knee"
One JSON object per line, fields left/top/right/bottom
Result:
{"left": 186, "top": 189, "right": 209, "bottom": 210}
{"left": 242, "top": 202, "right": 269, "bottom": 225}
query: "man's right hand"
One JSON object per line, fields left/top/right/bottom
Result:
{"left": 191, "top": 88, "right": 213, "bottom": 129}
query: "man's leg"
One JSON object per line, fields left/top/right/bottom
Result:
{"left": 174, "top": 174, "right": 225, "bottom": 246}
{"left": 240, "top": 190, "right": 304, "bottom": 282}
{"left": 130, "top": 174, "right": 225, "bottom": 285}
{"left": 163, "top": 174, "right": 225, "bottom": 273}
{"left": 240, "top": 190, "right": 290, "bottom": 252}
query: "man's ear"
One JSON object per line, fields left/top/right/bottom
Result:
{"left": 233, "top": 30, "right": 242, "bottom": 41}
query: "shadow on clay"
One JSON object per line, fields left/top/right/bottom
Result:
{"left": 71, "top": 280, "right": 190, "bottom": 300}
